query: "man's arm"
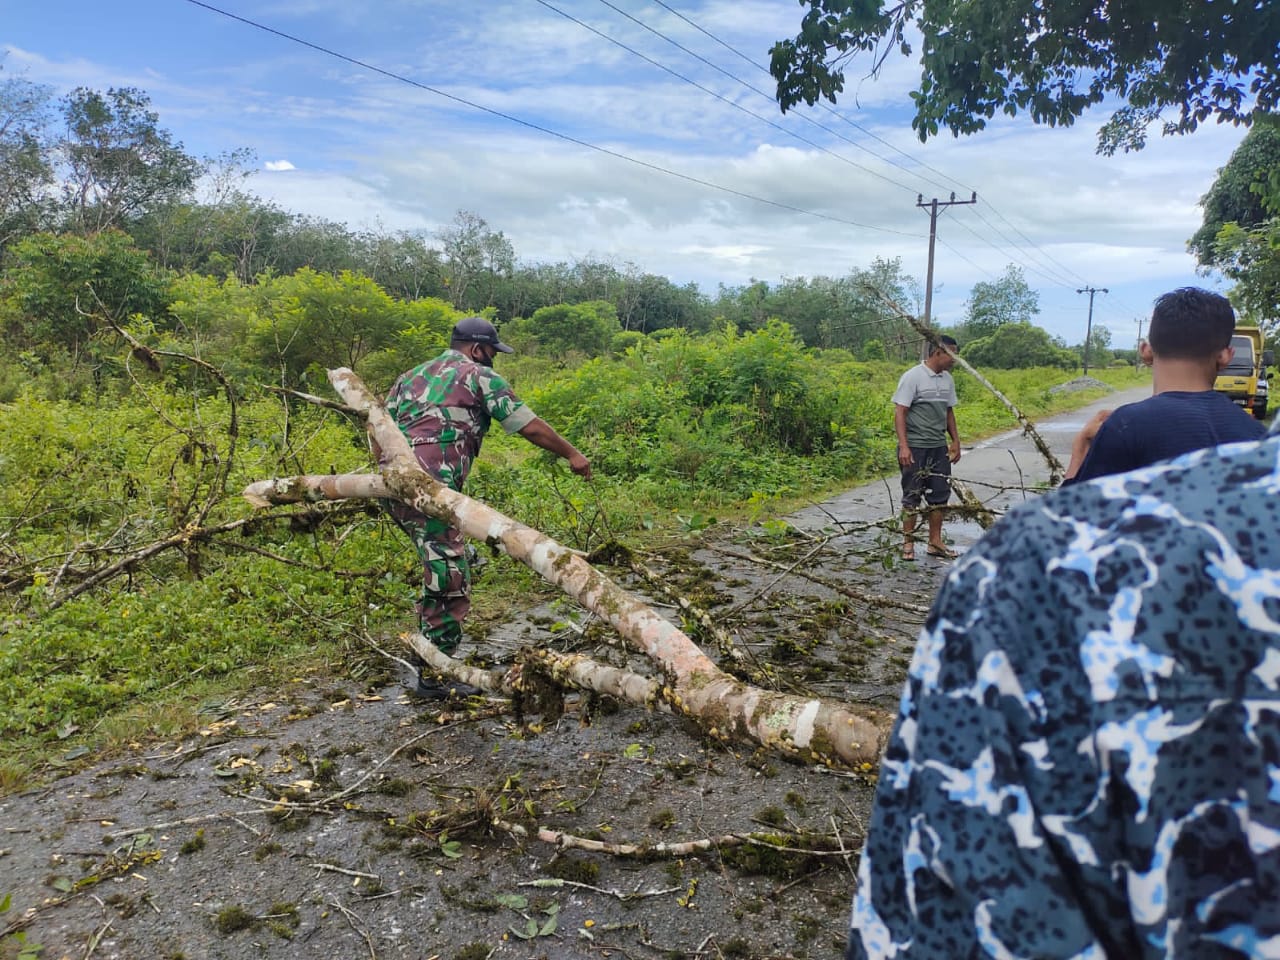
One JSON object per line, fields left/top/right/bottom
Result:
{"left": 518, "top": 417, "right": 592, "bottom": 479}
{"left": 894, "top": 405, "right": 914, "bottom": 468}
{"left": 1063, "top": 409, "right": 1111, "bottom": 482}
{"left": 946, "top": 407, "right": 961, "bottom": 464}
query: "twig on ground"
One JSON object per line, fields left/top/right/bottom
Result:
{"left": 326, "top": 900, "right": 376, "bottom": 960}
{"left": 313, "top": 862, "right": 380, "bottom": 881}
{"left": 518, "top": 877, "right": 682, "bottom": 901}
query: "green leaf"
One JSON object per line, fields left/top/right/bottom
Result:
{"left": 622, "top": 743, "right": 644, "bottom": 759}
{"left": 50, "top": 876, "right": 73, "bottom": 893}
{"left": 494, "top": 893, "right": 528, "bottom": 909}
{"left": 509, "top": 918, "right": 540, "bottom": 939}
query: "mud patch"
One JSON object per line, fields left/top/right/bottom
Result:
{"left": 0, "top": 519, "right": 954, "bottom": 960}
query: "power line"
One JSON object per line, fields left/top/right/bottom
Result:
{"left": 538, "top": 0, "right": 921, "bottom": 197}
{"left": 641, "top": 0, "right": 967, "bottom": 198}
{"left": 634, "top": 0, "right": 1103, "bottom": 306}
{"left": 590, "top": 0, "right": 954, "bottom": 197}
{"left": 181, "top": 0, "right": 921, "bottom": 238}
{"left": 578, "top": 0, "right": 1102, "bottom": 308}
{"left": 948, "top": 213, "right": 1081, "bottom": 290}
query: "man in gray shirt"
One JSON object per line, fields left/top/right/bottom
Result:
{"left": 892, "top": 336, "right": 961, "bottom": 561}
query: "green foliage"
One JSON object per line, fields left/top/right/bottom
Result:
{"left": 962, "top": 265, "right": 1039, "bottom": 340}
{"left": 0, "top": 71, "right": 54, "bottom": 247}
{"left": 711, "top": 258, "right": 919, "bottom": 357}
{"left": 166, "top": 270, "right": 459, "bottom": 390}
{"left": 770, "top": 0, "right": 1279, "bottom": 152}
{"left": 530, "top": 321, "right": 895, "bottom": 499}
{"left": 1216, "top": 218, "right": 1280, "bottom": 334}
{"left": 1, "top": 230, "right": 169, "bottom": 366}
{"left": 610, "top": 329, "right": 646, "bottom": 356}
{"left": 248, "top": 268, "right": 410, "bottom": 386}
{"left": 1191, "top": 119, "right": 1280, "bottom": 266}
{"left": 504, "top": 300, "right": 621, "bottom": 361}
{"left": 962, "top": 322, "right": 1077, "bottom": 370}
{"left": 59, "top": 86, "right": 201, "bottom": 234}
{"left": 0, "top": 389, "right": 411, "bottom": 751}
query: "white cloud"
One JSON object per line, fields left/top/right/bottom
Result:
{"left": 5, "top": 1, "right": 1251, "bottom": 345}
{"left": 264, "top": 160, "right": 296, "bottom": 171}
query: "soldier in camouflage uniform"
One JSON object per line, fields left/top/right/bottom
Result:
{"left": 382, "top": 316, "right": 591, "bottom": 699}
{"left": 848, "top": 427, "right": 1280, "bottom": 958}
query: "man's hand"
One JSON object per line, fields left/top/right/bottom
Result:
{"left": 948, "top": 439, "right": 962, "bottom": 464}
{"left": 1074, "top": 409, "right": 1111, "bottom": 452}
{"left": 568, "top": 452, "right": 592, "bottom": 480}
{"left": 1064, "top": 409, "right": 1112, "bottom": 480}
{"left": 898, "top": 445, "right": 914, "bottom": 468}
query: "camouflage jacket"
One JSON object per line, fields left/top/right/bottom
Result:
{"left": 849, "top": 434, "right": 1280, "bottom": 959}
{"left": 383, "top": 349, "right": 536, "bottom": 491}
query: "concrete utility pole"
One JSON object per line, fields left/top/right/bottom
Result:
{"left": 1077, "top": 286, "right": 1108, "bottom": 375}
{"left": 1135, "top": 316, "right": 1145, "bottom": 367}
{"left": 917, "top": 192, "right": 978, "bottom": 330}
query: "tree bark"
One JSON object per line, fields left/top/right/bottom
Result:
{"left": 242, "top": 368, "right": 893, "bottom": 769}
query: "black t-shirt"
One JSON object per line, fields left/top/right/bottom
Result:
{"left": 1067, "top": 390, "right": 1267, "bottom": 484}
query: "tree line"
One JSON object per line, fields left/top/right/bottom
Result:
{"left": 0, "top": 69, "right": 1142, "bottom": 393}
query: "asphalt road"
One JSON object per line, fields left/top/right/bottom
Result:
{"left": 787, "top": 382, "right": 1156, "bottom": 555}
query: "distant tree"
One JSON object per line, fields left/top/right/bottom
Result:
{"left": 1073, "top": 325, "right": 1115, "bottom": 370}
{"left": 0, "top": 72, "right": 55, "bottom": 248}
{"left": 362, "top": 229, "right": 444, "bottom": 301}
{"left": 511, "top": 300, "right": 621, "bottom": 361}
{"left": 962, "top": 265, "right": 1039, "bottom": 340}
{"left": 438, "top": 210, "right": 515, "bottom": 311}
{"left": 711, "top": 258, "right": 918, "bottom": 357}
{"left": 962, "top": 321, "right": 1077, "bottom": 369}
{"left": 1215, "top": 214, "right": 1280, "bottom": 333}
{"left": 58, "top": 87, "right": 200, "bottom": 234}
{"left": 1190, "top": 119, "right": 1280, "bottom": 267}
{"left": 249, "top": 269, "right": 406, "bottom": 385}
{"left": 614, "top": 269, "right": 709, "bottom": 333}
{"left": 770, "top": 0, "right": 1280, "bottom": 153}
{"left": 860, "top": 338, "right": 886, "bottom": 361}
{"left": 0, "top": 229, "right": 169, "bottom": 364}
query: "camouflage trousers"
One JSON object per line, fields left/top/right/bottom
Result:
{"left": 385, "top": 500, "right": 472, "bottom": 657}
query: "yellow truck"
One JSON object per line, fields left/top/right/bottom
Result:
{"left": 1214, "top": 326, "right": 1273, "bottom": 420}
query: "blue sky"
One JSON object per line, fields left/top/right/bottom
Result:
{"left": 3, "top": 0, "right": 1251, "bottom": 346}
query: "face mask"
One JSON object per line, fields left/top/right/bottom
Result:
{"left": 477, "top": 347, "right": 495, "bottom": 368}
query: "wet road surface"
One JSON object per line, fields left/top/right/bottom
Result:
{"left": 787, "top": 383, "right": 1155, "bottom": 555}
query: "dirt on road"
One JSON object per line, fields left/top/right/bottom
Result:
{"left": 0, "top": 506, "right": 966, "bottom": 960}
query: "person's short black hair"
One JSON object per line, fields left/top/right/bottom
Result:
{"left": 1147, "top": 288, "right": 1234, "bottom": 360}
{"left": 931, "top": 335, "right": 958, "bottom": 354}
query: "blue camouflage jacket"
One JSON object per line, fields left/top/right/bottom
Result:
{"left": 849, "top": 434, "right": 1280, "bottom": 959}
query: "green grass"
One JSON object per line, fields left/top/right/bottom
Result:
{"left": 0, "top": 355, "right": 1148, "bottom": 791}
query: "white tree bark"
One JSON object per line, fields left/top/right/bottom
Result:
{"left": 242, "top": 367, "right": 893, "bottom": 768}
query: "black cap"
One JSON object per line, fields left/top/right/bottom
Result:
{"left": 451, "top": 316, "right": 513, "bottom": 353}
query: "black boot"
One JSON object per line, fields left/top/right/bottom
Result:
{"left": 409, "top": 672, "right": 483, "bottom": 701}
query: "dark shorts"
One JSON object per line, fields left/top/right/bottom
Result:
{"left": 901, "top": 445, "right": 952, "bottom": 508}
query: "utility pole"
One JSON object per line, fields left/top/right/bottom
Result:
{"left": 1135, "top": 316, "right": 1145, "bottom": 367}
{"left": 917, "top": 192, "right": 978, "bottom": 331}
{"left": 1076, "top": 286, "right": 1108, "bottom": 375}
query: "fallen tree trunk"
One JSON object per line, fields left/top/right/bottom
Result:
{"left": 243, "top": 368, "right": 893, "bottom": 768}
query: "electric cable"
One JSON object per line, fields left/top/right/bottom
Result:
{"left": 182, "top": 0, "right": 922, "bottom": 238}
